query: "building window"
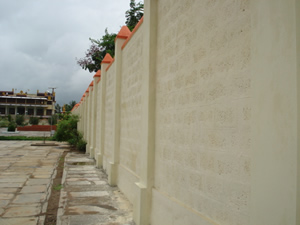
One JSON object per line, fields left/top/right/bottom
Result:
{"left": 17, "top": 99, "right": 25, "bottom": 104}
{"left": 9, "top": 108, "right": 15, "bottom": 115}
{"left": 46, "top": 109, "right": 52, "bottom": 115}
{"left": 17, "top": 107, "right": 25, "bottom": 115}
{"left": 7, "top": 98, "right": 15, "bottom": 103}
{"left": 36, "top": 100, "right": 44, "bottom": 105}
{"left": 0, "top": 98, "right": 6, "bottom": 103}
{"left": 28, "top": 108, "right": 34, "bottom": 115}
{"left": 27, "top": 99, "right": 35, "bottom": 104}
{"left": 0, "top": 107, "right": 5, "bottom": 114}
{"left": 36, "top": 109, "right": 43, "bottom": 116}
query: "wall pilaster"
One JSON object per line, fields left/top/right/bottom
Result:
{"left": 133, "top": 0, "right": 157, "bottom": 224}
{"left": 96, "top": 54, "right": 113, "bottom": 168}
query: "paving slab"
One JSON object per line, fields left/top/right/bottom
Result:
{"left": 2, "top": 206, "right": 41, "bottom": 217}
{"left": 20, "top": 185, "right": 48, "bottom": 193}
{"left": 26, "top": 178, "right": 50, "bottom": 185}
{"left": 0, "top": 140, "right": 65, "bottom": 224}
{"left": 1, "top": 141, "right": 135, "bottom": 225}
{"left": 0, "top": 217, "right": 38, "bottom": 225}
{"left": 57, "top": 152, "right": 135, "bottom": 225}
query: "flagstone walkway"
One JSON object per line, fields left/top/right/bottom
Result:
{"left": 0, "top": 141, "right": 65, "bottom": 225}
{"left": 0, "top": 140, "right": 134, "bottom": 225}
{"left": 57, "top": 152, "right": 135, "bottom": 225}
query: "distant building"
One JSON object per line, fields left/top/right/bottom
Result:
{"left": 0, "top": 89, "right": 56, "bottom": 118}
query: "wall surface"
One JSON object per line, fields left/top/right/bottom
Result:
{"left": 73, "top": 0, "right": 300, "bottom": 224}
{"left": 154, "top": 0, "right": 251, "bottom": 224}
{"left": 118, "top": 25, "right": 144, "bottom": 203}
{"left": 103, "top": 63, "right": 115, "bottom": 169}
{"left": 250, "top": 0, "right": 299, "bottom": 225}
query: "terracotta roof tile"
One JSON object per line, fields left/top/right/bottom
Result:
{"left": 101, "top": 53, "right": 113, "bottom": 64}
{"left": 94, "top": 70, "right": 101, "bottom": 78}
{"left": 116, "top": 26, "right": 131, "bottom": 40}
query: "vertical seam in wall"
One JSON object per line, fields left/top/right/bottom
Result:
{"left": 296, "top": 0, "right": 300, "bottom": 223}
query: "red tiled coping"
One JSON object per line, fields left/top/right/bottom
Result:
{"left": 101, "top": 53, "right": 113, "bottom": 65}
{"left": 122, "top": 17, "right": 144, "bottom": 50}
{"left": 17, "top": 125, "right": 57, "bottom": 132}
{"left": 116, "top": 26, "right": 131, "bottom": 40}
{"left": 94, "top": 70, "right": 101, "bottom": 78}
{"left": 106, "top": 58, "right": 115, "bottom": 72}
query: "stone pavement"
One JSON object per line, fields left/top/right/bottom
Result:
{"left": 57, "top": 152, "right": 135, "bottom": 225}
{"left": 0, "top": 140, "right": 65, "bottom": 225}
{"left": 0, "top": 140, "right": 134, "bottom": 225}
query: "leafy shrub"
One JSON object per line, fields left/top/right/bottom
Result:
{"left": 76, "top": 139, "right": 87, "bottom": 152}
{"left": 53, "top": 115, "right": 78, "bottom": 142}
{"left": 53, "top": 114, "right": 85, "bottom": 151}
{"left": 7, "top": 122, "right": 16, "bottom": 132}
{"left": 29, "top": 117, "right": 40, "bottom": 125}
{"left": 7, "top": 114, "right": 12, "bottom": 122}
{"left": 48, "top": 114, "right": 58, "bottom": 125}
{"left": 16, "top": 115, "right": 24, "bottom": 126}
{"left": 0, "top": 118, "right": 9, "bottom": 127}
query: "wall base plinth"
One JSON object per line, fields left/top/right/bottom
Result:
{"left": 89, "top": 146, "right": 94, "bottom": 158}
{"left": 107, "top": 162, "right": 118, "bottom": 186}
{"left": 85, "top": 143, "right": 90, "bottom": 155}
{"left": 133, "top": 182, "right": 149, "bottom": 225}
{"left": 96, "top": 153, "right": 103, "bottom": 168}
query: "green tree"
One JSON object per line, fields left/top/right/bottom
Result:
{"left": 48, "top": 114, "right": 58, "bottom": 125}
{"left": 76, "top": 1, "right": 144, "bottom": 73}
{"left": 55, "top": 104, "right": 61, "bottom": 114}
{"left": 125, "top": 0, "right": 144, "bottom": 31}
{"left": 64, "top": 100, "right": 77, "bottom": 112}
{"left": 76, "top": 29, "right": 116, "bottom": 73}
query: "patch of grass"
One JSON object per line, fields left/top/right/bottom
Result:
{"left": 0, "top": 136, "right": 55, "bottom": 141}
{"left": 53, "top": 184, "right": 63, "bottom": 191}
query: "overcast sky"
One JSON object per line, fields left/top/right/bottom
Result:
{"left": 0, "top": 0, "right": 131, "bottom": 106}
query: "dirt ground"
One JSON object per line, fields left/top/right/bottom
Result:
{"left": 44, "top": 150, "right": 71, "bottom": 225}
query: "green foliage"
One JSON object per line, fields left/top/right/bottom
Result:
{"left": 53, "top": 184, "right": 63, "bottom": 191}
{"left": 55, "top": 104, "right": 61, "bottom": 114}
{"left": 7, "top": 114, "right": 12, "bottom": 122}
{"left": 76, "top": 29, "right": 116, "bottom": 73}
{"left": 76, "top": 138, "right": 87, "bottom": 152}
{"left": 68, "top": 131, "right": 86, "bottom": 152}
{"left": 29, "top": 117, "right": 40, "bottom": 125}
{"left": 0, "top": 136, "right": 54, "bottom": 141}
{"left": 64, "top": 100, "right": 77, "bottom": 112}
{"left": 15, "top": 115, "right": 24, "bottom": 126}
{"left": 125, "top": 0, "right": 144, "bottom": 31}
{"left": 53, "top": 114, "right": 86, "bottom": 152}
{"left": 0, "top": 118, "right": 9, "bottom": 127}
{"left": 53, "top": 114, "right": 78, "bottom": 142}
{"left": 7, "top": 122, "right": 16, "bottom": 132}
{"left": 48, "top": 114, "right": 58, "bottom": 125}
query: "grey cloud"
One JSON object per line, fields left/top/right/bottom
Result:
{"left": 0, "top": 0, "right": 131, "bottom": 105}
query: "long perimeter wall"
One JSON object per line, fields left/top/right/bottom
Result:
{"left": 73, "top": 0, "right": 300, "bottom": 224}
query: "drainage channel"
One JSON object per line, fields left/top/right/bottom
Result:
{"left": 44, "top": 151, "right": 67, "bottom": 225}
